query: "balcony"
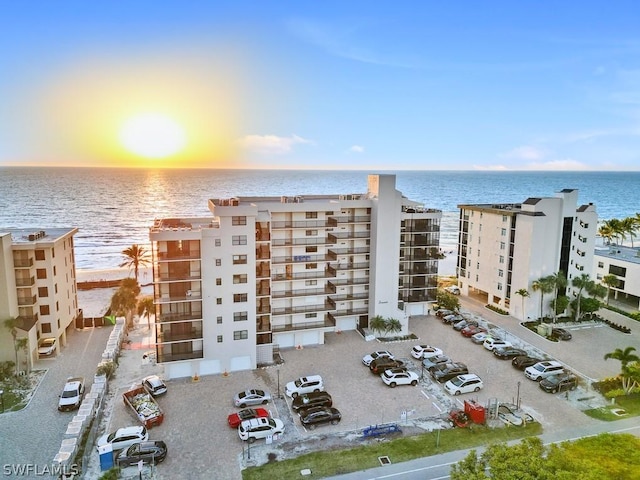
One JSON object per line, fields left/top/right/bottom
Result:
{"left": 327, "top": 246, "right": 370, "bottom": 256}
{"left": 156, "top": 272, "right": 201, "bottom": 281}
{"left": 271, "top": 314, "right": 336, "bottom": 332}
{"left": 157, "top": 327, "right": 203, "bottom": 342}
{"left": 256, "top": 315, "right": 271, "bottom": 333}
{"left": 272, "top": 238, "right": 330, "bottom": 246}
{"left": 256, "top": 266, "right": 271, "bottom": 279}
{"left": 13, "top": 257, "right": 34, "bottom": 268}
{"left": 157, "top": 312, "right": 203, "bottom": 323}
{"left": 156, "top": 350, "right": 204, "bottom": 363}
{"left": 271, "top": 220, "right": 328, "bottom": 229}
{"left": 327, "top": 231, "right": 370, "bottom": 241}
{"left": 271, "top": 254, "right": 329, "bottom": 265}
{"left": 256, "top": 246, "right": 271, "bottom": 259}
{"left": 326, "top": 215, "right": 371, "bottom": 227}
{"left": 271, "top": 269, "right": 336, "bottom": 282}
{"left": 257, "top": 303, "right": 271, "bottom": 314}
{"left": 272, "top": 286, "right": 332, "bottom": 299}
{"left": 335, "top": 262, "right": 369, "bottom": 271}
{"left": 157, "top": 251, "right": 201, "bottom": 261}
{"left": 272, "top": 302, "right": 333, "bottom": 316}
{"left": 331, "top": 307, "right": 369, "bottom": 317}
{"left": 155, "top": 291, "right": 201, "bottom": 302}
{"left": 327, "top": 292, "right": 369, "bottom": 301}
{"left": 15, "top": 276, "right": 35, "bottom": 287}
{"left": 327, "top": 278, "right": 369, "bottom": 286}
{"left": 256, "top": 282, "right": 271, "bottom": 297}
{"left": 18, "top": 295, "right": 37, "bottom": 306}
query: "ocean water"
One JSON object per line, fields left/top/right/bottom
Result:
{"left": 1, "top": 167, "right": 638, "bottom": 271}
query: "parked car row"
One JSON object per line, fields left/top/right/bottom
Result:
{"left": 362, "top": 350, "right": 421, "bottom": 388}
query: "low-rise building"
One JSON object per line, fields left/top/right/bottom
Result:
{"left": 594, "top": 244, "right": 640, "bottom": 310}
{"left": 0, "top": 228, "right": 80, "bottom": 370}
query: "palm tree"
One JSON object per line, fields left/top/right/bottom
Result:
{"left": 120, "top": 244, "right": 151, "bottom": 283}
{"left": 620, "top": 217, "right": 637, "bottom": 247}
{"left": 601, "top": 274, "right": 619, "bottom": 305}
{"left": 548, "top": 271, "right": 567, "bottom": 323}
{"left": 369, "top": 315, "right": 386, "bottom": 336}
{"left": 604, "top": 218, "right": 625, "bottom": 245}
{"left": 137, "top": 296, "right": 155, "bottom": 329}
{"left": 515, "top": 288, "right": 529, "bottom": 320}
{"left": 385, "top": 318, "right": 403, "bottom": 336}
{"left": 531, "top": 276, "right": 554, "bottom": 321}
{"left": 604, "top": 347, "right": 640, "bottom": 394}
{"left": 598, "top": 223, "right": 615, "bottom": 245}
{"left": 572, "top": 273, "right": 593, "bottom": 321}
{"left": 3, "top": 317, "right": 21, "bottom": 376}
{"left": 110, "top": 285, "right": 139, "bottom": 329}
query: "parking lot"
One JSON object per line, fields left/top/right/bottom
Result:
{"left": 96, "top": 299, "right": 639, "bottom": 480}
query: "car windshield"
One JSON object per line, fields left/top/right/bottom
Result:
{"left": 533, "top": 364, "right": 546, "bottom": 372}
{"left": 61, "top": 388, "right": 79, "bottom": 398}
{"left": 450, "top": 377, "right": 464, "bottom": 387}
{"left": 239, "top": 409, "right": 256, "bottom": 419}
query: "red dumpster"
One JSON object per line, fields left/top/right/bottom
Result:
{"left": 464, "top": 400, "right": 486, "bottom": 424}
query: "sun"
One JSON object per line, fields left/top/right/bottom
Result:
{"left": 119, "top": 113, "right": 186, "bottom": 159}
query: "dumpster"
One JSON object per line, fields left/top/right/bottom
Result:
{"left": 464, "top": 400, "right": 486, "bottom": 424}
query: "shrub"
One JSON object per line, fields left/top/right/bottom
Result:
{"left": 96, "top": 361, "right": 116, "bottom": 379}
{"left": 593, "top": 377, "right": 623, "bottom": 394}
{"left": 604, "top": 388, "right": 626, "bottom": 399}
{"left": 485, "top": 305, "right": 509, "bottom": 315}
{"left": 0, "top": 361, "right": 15, "bottom": 380}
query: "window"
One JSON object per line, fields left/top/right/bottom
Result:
{"left": 41, "top": 323, "right": 52, "bottom": 334}
{"left": 502, "top": 215, "right": 508, "bottom": 222}
{"left": 35, "top": 250, "right": 45, "bottom": 261}
{"left": 40, "top": 305, "right": 50, "bottom": 315}
{"left": 597, "top": 261, "right": 604, "bottom": 268}
{"left": 499, "top": 255, "right": 505, "bottom": 264}
{"left": 53, "top": 266, "right": 56, "bottom": 275}
{"left": 37, "top": 269, "right": 47, "bottom": 279}
{"left": 215, "top": 258, "right": 222, "bottom": 266}
{"left": 609, "top": 265, "right": 626, "bottom": 277}
{"left": 305, "top": 263, "right": 317, "bottom": 270}
{"left": 233, "top": 311, "right": 248, "bottom": 321}
{"left": 498, "top": 269, "right": 504, "bottom": 277}
{"left": 216, "top": 298, "right": 222, "bottom": 305}
{"left": 501, "top": 228, "right": 506, "bottom": 236}
{"left": 233, "top": 293, "right": 248, "bottom": 303}
{"left": 233, "top": 274, "right": 247, "bottom": 284}
{"left": 217, "top": 316, "right": 223, "bottom": 324}
{"left": 305, "top": 313, "right": 317, "bottom": 318}
{"left": 305, "top": 246, "right": 317, "bottom": 253}
{"left": 497, "top": 283, "right": 503, "bottom": 291}
{"left": 215, "top": 239, "right": 221, "bottom": 247}
{"left": 217, "top": 335, "right": 223, "bottom": 343}
{"left": 233, "top": 330, "right": 248, "bottom": 340}
{"left": 232, "top": 235, "right": 247, "bottom": 245}
{"left": 233, "top": 254, "right": 247, "bottom": 264}
{"left": 305, "top": 230, "right": 317, "bottom": 236}
{"left": 500, "top": 242, "right": 505, "bottom": 250}
{"left": 216, "top": 278, "right": 222, "bottom": 286}
{"left": 305, "top": 280, "right": 317, "bottom": 286}
{"left": 305, "top": 212, "right": 318, "bottom": 219}
{"left": 56, "top": 301, "right": 59, "bottom": 311}
{"left": 232, "top": 216, "right": 247, "bottom": 226}
{"left": 38, "top": 287, "right": 48, "bottom": 297}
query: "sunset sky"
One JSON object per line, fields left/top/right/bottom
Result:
{"left": 2, "top": 2, "right": 640, "bottom": 170}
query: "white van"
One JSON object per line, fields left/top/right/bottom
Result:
{"left": 285, "top": 375, "right": 324, "bottom": 398}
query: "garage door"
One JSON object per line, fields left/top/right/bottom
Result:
{"left": 229, "top": 356, "right": 252, "bottom": 372}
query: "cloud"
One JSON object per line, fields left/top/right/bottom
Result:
{"left": 348, "top": 145, "right": 364, "bottom": 153}
{"left": 500, "top": 145, "right": 546, "bottom": 161}
{"left": 237, "top": 134, "right": 314, "bottom": 155}
{"left": 524, "top": 159, "right": 591, "bottom": 171}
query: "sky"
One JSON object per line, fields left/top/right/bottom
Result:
{"left": 2, "top": 2, "right": 640, "bottom": 170}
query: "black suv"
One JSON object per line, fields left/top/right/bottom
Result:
{"left": 431, "top": 362, "right": 468, "bottom": 383}
{"left": 369, "top": 357, "right": 407, "bottom": 375}
{"left": 539, "top": 373, "right": 578, "bottom": 393}
{"left": 512, "top": 355, "right": 543, "bottom": 370}
{"left": 291, "top": 391, "right": 333, "bottom": 412}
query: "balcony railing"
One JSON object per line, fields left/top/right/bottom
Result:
{"left": 271, "top": 220, "right": 328, "bottom": 229}
{"left": 155, "top": 292, "right": 202, "bottom": 302}
{"left": 257, "top": 304, "right": 271, "bottom": 314}
{"left": 271, "top": 314, "right": 336, "bottom": 332}
{"left": 272, "top": 286, "right": 332, "bottom": 299}
{"left": 271, "top": 269, "right": 336, "bottom": 282}
{"left": 256, "top": 268, "right": 271, "bottom": 279}
{"left": 272, "top": 238, "right": 330, "bottom": 246}
{"left": 18, "top": 295, "right": 37, "bottom": 306}
{"left": 335, "top": 262, "right": 369, "bottom": 271}
{"left": 156, "top": 272, "right": 201, "bottom": 281}
{"left": 331, "top": 307, "right": 369, "bottom": 317}
{"left": 327, "top": 231, "right": 370, "bottom": 240}
{"left": 327, "top": 292, "right": 369, "bottom": 301}
{"left": 327, "top": 246, "right": 370, "bottom": 256}
{"left": 15, "top": 276, "right": 35, "bottom": 287}
{"left": 157, "top": 312, "right": 203, "bottom": 323}
{"left": 271, "top": 254, "right": 329, "bottom": 265}
{"left": 157, "top": 328, "right": 203, "bottom": 342}
{"left": 272, "top": 302, "right": 332, "bottom": 315}
{"left": 326, "top": 215, "right": 371, "bottom": 226}
{"left": 13, "top": 258, "right": 34, "bottom": 268}
{"left": 327, "top": 278, "right": 369, "bottom": 286}
{"left": 157, "top": 251, "right": 201, "bottom": 261}
{"left": 157, "top": 350, "right": 204, "bottom": 363}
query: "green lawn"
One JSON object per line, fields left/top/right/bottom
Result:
{"left": 242, "top": 422, "right": 543, "bottom": 480}
{"left": 584, "top": 393, "right": 640, "bottom": 421}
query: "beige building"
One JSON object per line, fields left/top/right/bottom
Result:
{"left": 594, "top": 244, "right": 640, "bottom": 310}
{"left": 149, "top": 174, "right": 442, "bottom": 379}
{"left": 456, "top": 189, "right": 598, "bottom": 320}
{"left": 0, "top": 228, "right": 80, "bottom": 370}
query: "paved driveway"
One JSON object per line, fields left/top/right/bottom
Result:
{"left": 0, "top": 326, "right": 111, "bottom": 478}
{"left": 89, "top": 299, "right": 640, "bottom": 480}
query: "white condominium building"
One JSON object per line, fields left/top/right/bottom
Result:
{"left": 456, "top": 189, "right": 598, "bottom": 321}
{"left": 0, "top": 228, "right": 80, "bottom": 369}
{"left": 149, "top": 174, "right": 442, "bottom": 379}
{"left": 594, "top": 244, "right": 640, "bottom": 310}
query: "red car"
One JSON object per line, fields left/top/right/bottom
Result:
{"left": 461, "top": 325, "right": 486, "bottom": 338}
{"left": 227, "top": 408, "right": 270, "bottom": 428}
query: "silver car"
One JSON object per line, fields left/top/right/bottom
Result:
{"left": 233, "top": 389, "right": 272, "bottom": 408}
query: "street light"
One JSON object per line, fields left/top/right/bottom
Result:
{"left": 277, "top": 368, "right": 281, "bottom": 399}
{"left": 0, "top": 389, "right": 4, "bottom": 413}
{"left": 516, "top": 381, "right": 521, "bottom": 410}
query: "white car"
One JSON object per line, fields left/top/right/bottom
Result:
{"left": 471, "top": 332, "right": 490, "bottom": 344}
{"left": 444, "top": 374, "right": 484, "bottom": 395}
{"left": 524, "top": 361, "right": 565, "bottom": 381}
{"left": 38, "top": 338, "right": 57, "bottom": 356}
{"left": 482, "top": 337, "right": 512, "bottom": 351}
{"left": 238, "top": 417, "right": 284, "bottom": 442}
{"left": 445, "top": 286, "right": 460, "bottom": 295}
{"left": 142, "top": 375, "right": 167, "bottom": 396}
{"left": 362, "top": 351, "right": 393, "bottom": 367}
{"left": 58, "top": 377, "right": 85, "bottom": 412}
{"left": 285, "top": 375, "right": 324, "bottom": 398}
{"left": 96, "top": 425, "right": 148, "bottom": 452}
{"left": 410, "top": 345, "right": 443, "bottom": 359}
{"left": 381, "top": 368, "right": 420, "bottom": 387}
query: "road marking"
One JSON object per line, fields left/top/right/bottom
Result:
{"left": 432, "top": 402, "right": 442, "bottom": 412}
{"left": 421, "top": 390, "right": 430, "bottom": 399}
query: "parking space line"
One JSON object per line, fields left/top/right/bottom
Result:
{"left": 421, "top": 390, "right": 430, "bottom": 399}
{"left": 432, "top": 402, "right": 442, "bottom": 412}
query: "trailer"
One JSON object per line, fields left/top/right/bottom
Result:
{"left": 123, "top": 385, "right": 164, "bottom": 428}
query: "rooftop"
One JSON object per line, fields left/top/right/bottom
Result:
{"left": 594, "top": 244, "right": 640, "bottom": 265}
